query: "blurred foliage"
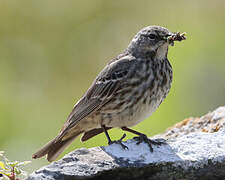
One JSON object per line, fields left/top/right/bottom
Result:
{"left": 0, "top": 0, "right": 225, "bottom": 173}
{"left": 0, "top": 151, "right": 30, "bottom": 179}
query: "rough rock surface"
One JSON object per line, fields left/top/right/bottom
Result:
{"left": 27, "top": 107, "right": 225, "bottom": 180}
{"left": 157, "top": 106, "right": 225, "bottom": 139}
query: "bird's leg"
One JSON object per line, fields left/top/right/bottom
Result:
{"left": 121, "top": 127, "right": 164, "bottom": 152}
{"left": 102, "top": 125, "right": 128, "bottom": 149}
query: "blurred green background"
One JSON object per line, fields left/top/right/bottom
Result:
{"left": 1, "top": 0, "right": 225, "bottom": 173}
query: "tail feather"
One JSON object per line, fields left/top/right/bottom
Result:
{"left": 32, "top": 132, "right": 81, "bottom": 162}
{"left": 81, "top": 127, "right": 112, "bottom": 142}
{"left": 32, "top": 138, "right": 56, "bottom": 159}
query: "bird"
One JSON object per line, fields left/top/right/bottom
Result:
{"left": 32, "top": 25, "right": 186, "bottom": 162}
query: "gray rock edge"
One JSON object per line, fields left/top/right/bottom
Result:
{"left": 27, "top": 107, "right": 225, "bottom": 180}
{"left": 27, "top": 128, "right": 225, "bottom": 180}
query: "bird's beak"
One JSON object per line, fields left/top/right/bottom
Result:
{"left": 166, "top": 32, "right": 186, "bottom": 46}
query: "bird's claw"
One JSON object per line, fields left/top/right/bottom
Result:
{"left": 133, "top": 134, "right": 165, "bottom": 152}
{"left": 108, "top": 133, "right": 128, "bottom": 150}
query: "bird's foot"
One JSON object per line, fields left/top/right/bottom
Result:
{"left": 108, "top": 133, "right": 128, "bottom": 150}
{"left": 133, "top": 134, "right": 165, "bottom": 152}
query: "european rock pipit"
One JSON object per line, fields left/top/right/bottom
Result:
{"left": 33, "top": 26, "right": 186, "bottom": 162}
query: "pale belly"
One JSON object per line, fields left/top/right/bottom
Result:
{"left": 102, "top": 89, "right": 166, "bottom": 128}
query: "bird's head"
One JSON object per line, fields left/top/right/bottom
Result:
{"left": 127, "top": 25, "right": 186, "bottom": 60}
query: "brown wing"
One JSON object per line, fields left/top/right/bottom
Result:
{"left": 57, "top": 55, "right": 135, "bottom": 139}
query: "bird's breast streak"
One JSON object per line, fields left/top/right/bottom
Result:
{"left": 102, "top": 59, "right": 172, "bottom": 128}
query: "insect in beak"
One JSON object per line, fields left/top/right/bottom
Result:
{"left": 167, "top": 32, "right": 186, "bottom": 46}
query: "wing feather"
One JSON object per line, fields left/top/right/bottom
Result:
{"left": 58, "top": 55, "right": 135, "bottom": 138}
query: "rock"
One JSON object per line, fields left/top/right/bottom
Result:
{"left": 27, "top": 107, "right": 225, "bottom": 180}
{"left": 157, "top": 106, "right": 225, "bottom": 139}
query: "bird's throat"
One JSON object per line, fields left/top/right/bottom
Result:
{"left": 155, "top": 43, "right": 168, "bottom": 61}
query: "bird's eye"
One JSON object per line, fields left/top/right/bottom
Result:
{"left": 149, "top": 34, "right": 156, "bottom": 40}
